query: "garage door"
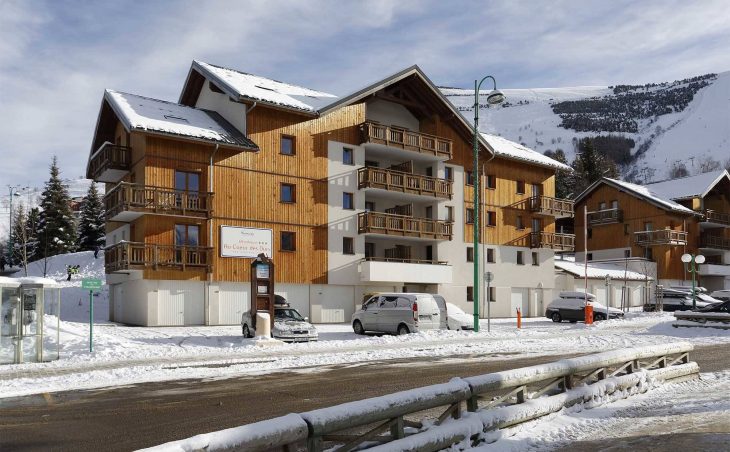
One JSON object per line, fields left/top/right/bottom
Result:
{"left": 218, "top": 284, "right": 249, "bottom": 325}
{"left": 158, "top": 284, "right": 204, "bottom": 326}
{"left": 510, "top": 289, "right": 527, "bottom": 317}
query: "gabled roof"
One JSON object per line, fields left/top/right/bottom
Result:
{"left": 181, "top": 61, "right": 336, "bottom": 115}
{"left": 645, "top": 170, "right": 730, "bottom": 201}
{"left": 317, "top": 64, "right": 494, "bottom": 157}
{"left": 575, "top": 177, "right": 699, "bottom": 215}
{"left": 481, "top": 133, "right": 572, "bottom": 171}
{"left": 95, "top": 90, "right": 258, "bottom": 151}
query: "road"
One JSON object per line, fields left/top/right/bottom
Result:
{"left": 0, "top": 344, "right": 728, "bottom": 451}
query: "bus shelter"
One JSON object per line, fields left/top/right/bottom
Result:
{"left": 0, "top": 277, "right": 61, "bottom": 364}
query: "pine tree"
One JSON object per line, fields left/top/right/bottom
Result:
{"left": 38, "top": 156, "right": 77, "bottom": 257}
{"left": 544, "top": 149, "right": 571, "bottom": 199}
{"left": 77, "top": 182, "right": 105, "bottom": 251}
{"left": 570, "top": 138, "right": 619, "bottom": 196}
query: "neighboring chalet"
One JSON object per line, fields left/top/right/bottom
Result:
{"left": 574, "top": 170, "right": 730, "bottom": 291}
{"left": 87, "top": 61, "right": 574, "bottom": 326}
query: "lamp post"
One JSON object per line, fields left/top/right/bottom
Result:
{"left": 6, "top": 185, "right": 23, "bottom": 265}
{"left": 472, "top": 76, "right": 505, "bottom": 332}
{"left": 681, "top": 253, "right": 705, "bottom": 309}
{"left": 604, "top": 274, "right": 611, "bottom": 321}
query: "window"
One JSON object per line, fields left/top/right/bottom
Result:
{"left": 624, "top": 249, "right": 631, "bottom": 258}
{"left": 587, "top": 253, "right": 593, "bottom": 261}
{"left": 516, "top": 180, "right": 525, "bottom": 194}
{"left": 465, "top": 171, "right": 474, "bottom": 186}
{"left": 365, "top": 160, "right": 379, "bottom": 168}
{"left": 365, "top": 242, "right": 375, "bottom": 259}
{"left": 343, "top": 237, "right": 354, "bottom": 255}
{"left": 644, "top": 222, "right": 653, "bottom": 231}
{"left": 488, "top": 286, "right": 496, "bottom": 302}
{"left": 365, "top": 201, "right": 375, "bottom": 212}
{"left": 280, "top": 135, "right": 295, "bottom": 155}
{"left": 624, "top": 224, "right": 630, "bottom": 235}
{"left": 644, "top": 247, "right": 653, "bottom": 260}
{"left": 425, "top": 206, "right": 433, "bottom": 219}
{"left": 611, "top": 200, "right": 618, "bottom": 209}
{"left": 587, "top": 228, "right": 593, "bottom": 239}
{"left": 517, "top": 251, "right": 524, "bottom": 265}
{"left": 599, "top": 201, "right": 607, "bottom": 210}
{"left": 467, "top": 247, "right": 474, "bottom": 262}
{"left": 532, "top": 252, "right": 539, "bottom": 266}
{"left": 444, "top": 166, "right": 453, "bottom": 181}
{"left": 175, "top": 224, "right": 200, "bottom": 263}
{"left": 175, "top": 171, "right": 200, "bottom": 192}
{"left": 426, "top": 245, "right": 433, "bottom": 261}
{"left": 466, "top": 208, "right": 475, "bottom": 224}
{"left": 486, "top": 248, "right": 495, "bottom": 263}
{"left": 445, "top": 206, "right": 454, "bottom": 222}
{"left": 467, "top": 286, "right": 474, "bottom": 302}
{"left": 281, "top": 231, "right": 296, "bottom": 251}
{"left": 425, "top": 167, "right": 433, "bottom": 177}
{"left": 516, "top": 215, "right": 524, "bottom": 230}
{"left": 343, "top": 192, "right": 354, "bottom": 210}
{"left": 486, "top": 174, "right": 496, "bottom": 189}
{"left": 343, "top": 148, "right": 354, "bottom": 165}
{"left": 487, "top": 211, "right": 497, "bottom": 227}
{"left": 280, "top": 183, "right": 296, "bottom": 203}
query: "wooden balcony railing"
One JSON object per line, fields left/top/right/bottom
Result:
{"left": 529, "top": 232, "right": 575, "bottom": 251}
{"left": 360, "top": 121, "right": 452, "bottom": 159}
{"left": 105, "top": 242, "right": 212, "bottom": 272}
{"left": 363, "top": 257, "right": 448, "bottom": 265}
{"left": 703, "top": 210, "right": 730, "bottom": 227}
{"left": 105, "top": 183, "right": 213, "bottom": 221}
{"left": 634, "top": 229, "right": 688, "bottom": 246}
{"left": 529, "top": 196, "right": 574, "bottom": 218}
{"left": 587, "top": 208, "right": 624, "bottom": 225}
{"left": 358, "top": 212, "right": 453, "bottom": 240}
{"left": 87, "top": 143, "right": 131, "bottom": 182}
{"left": 699, "top": 234, "right": 730, "bottom": 250}
{"left": 358, "top": 167, "right": 452, "bottom": 199}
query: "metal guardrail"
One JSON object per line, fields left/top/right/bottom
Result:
{"left": 142, "top": 343, "right": 697, "bottom": 452}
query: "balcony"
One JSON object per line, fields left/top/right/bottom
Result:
{"left": 587, "top": 208, "right": 623, "bottom": 225}
{"left": 360, "top": 121, "right": 452, "bottom": 160}
{"left": 87, "top": 143, "right": 131, "bottom": 183}
{"left": 701, "top": 210, "right": 730, "bottom": 228}
{"left": 105, "top": 242, "right": 212, "bottom": 273}
{"left": 698, "top": 264, "right": 730, "bottom": 277}
{"left": 360, "top": 258, "right": 452, "bottom": 284}
{"left": 529, "top": 232, "right": 575, "bottom": 252}
{"left": 634, "top": 229, "right": 688, "bottom": 246}
{"left": 529, "top": 196, "right": 574, "bottom": 219}
{"left": 105, "top": 183, "right": 213, "bottom": 222}
{"left": 358, "top": 167, "right": 452, "bottom": 200}
{"left": 699, "top": 235, "right": 730, "bottom": 251}
{"left": 358, "top": 212, "right": 453, "bottom": 240}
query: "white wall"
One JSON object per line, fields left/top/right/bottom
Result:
{"left": 195, "top": 81, "right": 247, "bottom": 134}
{"left": 366, "top": 99, "right": 419, "bottom": 131}
{"left": 106, "top": 224, "right": 130, "bottom": 246}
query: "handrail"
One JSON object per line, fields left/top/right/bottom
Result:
{"left": 634, "top": 229, "right": 688, "bottom": 246}
{"left": 358, "top": 211, "right": 453, "bottom": 240}
{"left": 699, "top": 234, "right": 730, "bottom": 250}
{"left": 360, "top": 121, "right": 453, "bottom": 159}
{"left": 587, "top": 207, "right": 623, "bottom": 225}
{"left": 363, "top": 257, "right": 449, "bottom": 265}
{"left": 87, "top": 143, "right": 131, "bottom": 179}
{"left": 529, "top": 195, "right": 575, "bottom": 217}
{"left": 358, "top": 167, "right": 453, "bottom": 199}
{"left": 142, "top": 343, "right": 697, "bottom": 452}
{"left": 530, "top": 231, "right": 575, "bottom": 251}
{"left": 105, "top": 241, "right": 212, "bottom": 272}
{"left": 703, "top": 210, "right": 730, "bottom": 226}
{"left": 104, "top": 182, "right": 213, "bottom": 220}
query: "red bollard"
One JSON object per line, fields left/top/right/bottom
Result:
{"left": 516, "top": 308, "right": 522, "bottom": 329}
{"left": 585, "top": 304, "right": 594, "bottom": 325}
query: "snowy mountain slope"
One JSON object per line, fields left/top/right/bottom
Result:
{"left": 442, "top": 71, "right": 730, "bottom": 182}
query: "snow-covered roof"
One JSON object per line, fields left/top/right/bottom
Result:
{"left": 0, "top": 276, "right": 21, "bottom": 287}
{"left": 645, "top": 170, "right": 730, "bottom": 201}
{"left": 555, "top": 256, "right": 653, "bottom": 281}
{"left": 16, "top": 276, "right": 59, "bottom": 286}
{"left": 104, "top": 90, "right": 257, "bottom": 149}
{"left": 193, "top": 61, "right": 337, "bottom": 113}
{"left": 481, "top": 133, "right": 572, "bottom": 171}
{"left": 576, "top": 177, "right": 699, "bottom": 215}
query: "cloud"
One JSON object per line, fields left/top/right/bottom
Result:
{"left": 1, "top": 0, "right": 729, "bottom": 188}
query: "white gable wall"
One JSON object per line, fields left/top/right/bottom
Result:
{"left": 195, "top": 81, "right": 247, "bottom": 134}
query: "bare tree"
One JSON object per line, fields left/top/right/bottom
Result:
{"left": 668, "top": 161, "right": 689, "bottom": 178}
{"left": 11, "top": 205, "right": 39, "bottom": 276}
{"left": 697, "top": 155, "right": 721, "bottom": 174}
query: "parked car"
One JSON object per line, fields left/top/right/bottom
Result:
{"left": 696, "top": 300, "right": 730, "bottom": 313}
{"left": 241, "top": 296, "right": 318, "bottom": 342}
{"left": 352, "top": 293, "right": 444, "bottom": 335}
{"left": 546, "top": 294, "right": 624, "bottom": 323}
{"left": 710, "top": 290, "right": 730, "bottom": 302}
{"left": 445, "top": 303, "right": 475, "bottom": 330}
{"left": 643, "top": 289, "right": 712, "bottom": 312}
{"left": 669, "top": 286, "right": 723, "bottom": 304}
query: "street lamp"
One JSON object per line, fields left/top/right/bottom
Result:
{"left": 6, "top": 185, "right": 23, "bottom": 266}
{"left": 681, "top": 253, "right": 705, "bottom": 309}
{"left": 472, "top": 76, "right": 505, "bottom": 332}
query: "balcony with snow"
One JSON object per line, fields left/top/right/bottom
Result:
{"left": 359, "top": 242, "right": 452, "bottom": 284}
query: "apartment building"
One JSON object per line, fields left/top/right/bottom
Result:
{"left": 87, "top": 62, "right": 574, "bottom": 326}
{"left": 574, "top": 170, "right": 730, "bottom": 291}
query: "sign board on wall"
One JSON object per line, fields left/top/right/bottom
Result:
{"left": 220, "top": 226, "right": 273, "bottom": 258}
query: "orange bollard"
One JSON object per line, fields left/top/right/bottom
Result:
{"left": 585, "top": 304, "right": 593, "bottom": 325}
{"left": 516, "top": 308, "right": 522, "bottom": 329}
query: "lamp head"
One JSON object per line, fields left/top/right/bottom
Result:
{"left": 486, "top": 89, "right": 505, "bottom": 105}
{"left": 681, "top": 254, "right": 692, "bottom": 263}
{"left": 695, "top": 255, "right": 706, "bottom": 264}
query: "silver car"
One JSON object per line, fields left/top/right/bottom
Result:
{"left": 351, "top": 293, "right": 444, "bottom": 335}
{"left": 242, "top": 305, "right": 318, "bottom": 342}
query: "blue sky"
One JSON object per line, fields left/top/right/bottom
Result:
{"left": 2, "top": 0, "right": 729, "bottom": 188}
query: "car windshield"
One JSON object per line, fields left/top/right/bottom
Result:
{"left": 275, "top": 308, "right": 305, "bottom": 321}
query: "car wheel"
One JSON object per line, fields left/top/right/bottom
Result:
{"left": 353, "top": 320, "right": 365, "bottom": 335}
{"left": 551, "top": 312, "right": 562, "bottom": 323}
{"left": 594, "top": 313, "right": 605, "bottom": 321}
{"left": 397, "top": 324, "right": 410, "bottom": 335}
{"left": 242, "top": 324, "right": 252, "bottom": 338}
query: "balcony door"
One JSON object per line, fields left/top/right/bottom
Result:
{"left": 175, "top": 224, "right": 200, "bottom": 264}
{"left": 175, "top": 171, "right": 201, "bottom": 210}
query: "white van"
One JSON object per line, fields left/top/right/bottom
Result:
{"left": 351, "top": 293, "right": 444, "bottom": 335}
